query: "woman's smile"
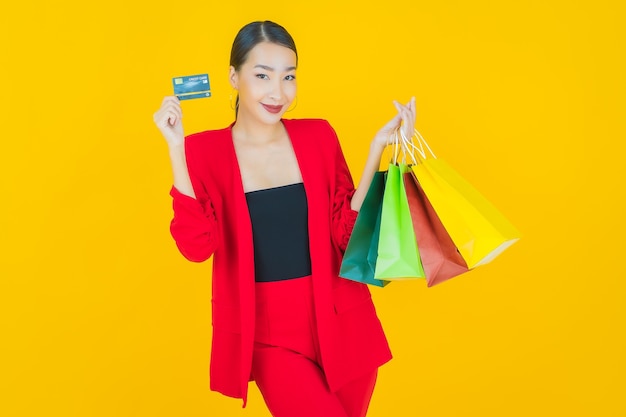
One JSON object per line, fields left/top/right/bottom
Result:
{"left": 261, "top": 103, "right": 284, "bottom": 114}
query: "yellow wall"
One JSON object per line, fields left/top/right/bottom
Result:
{"left": 2, "top": 1, "right": 625, "bottom": 416}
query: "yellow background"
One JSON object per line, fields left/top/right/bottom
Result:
{"left": 1, "top": 1, "right": 625, "bottom": 416}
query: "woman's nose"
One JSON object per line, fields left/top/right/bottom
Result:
{"left": 268, "top": 80, "right": 283, "bottom": 101}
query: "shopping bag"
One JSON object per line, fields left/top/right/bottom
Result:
{"left": 367, "top": 189, "right": 385, "bottom": 284}
{"left": 374, "top": 162, "right": 425, "bottom": 280}
{"left": 406, "top": 130, "right": 521, "bottom": 268}
{"left": 340, "top": 172, "right": 390, "bottom": 287}
{"left": 403, "top": 171, "right": 469, "bottom": 286}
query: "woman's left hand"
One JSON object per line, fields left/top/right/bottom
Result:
{"left": 351, "top": 97, "right": 416, "bottom": 212}
{"left": 372, "top": 96, "right": 416, "bottom": 149}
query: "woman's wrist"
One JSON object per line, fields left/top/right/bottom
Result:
{"left": 168, "top": 143, "right": 185, "bottom": 157}
{"left": 370, "top": 138, "right": 387, "bottom": 154}
{"left": 372, "top": 130, "right": 392, "bottom": 150}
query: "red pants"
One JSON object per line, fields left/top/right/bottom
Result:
{"left": 252, "top": 275, "right": 378, "bottom": 417}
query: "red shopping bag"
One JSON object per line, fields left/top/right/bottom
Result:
{"left": 403, "top": 171, "right": 469, "bottom": 286}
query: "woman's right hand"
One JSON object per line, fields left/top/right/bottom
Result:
{"left": 153, "top": 96, "right": 185, "bottom": 148}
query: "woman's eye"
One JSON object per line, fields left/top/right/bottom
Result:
{"left": 285, "top": 75, "right": 296, "bottom": 81}
{"left": 256, "top": 74, "right": 269, "bottom": 80}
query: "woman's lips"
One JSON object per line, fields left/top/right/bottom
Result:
{"left": 261, "top": 104, "right": 283, "bottom": 114}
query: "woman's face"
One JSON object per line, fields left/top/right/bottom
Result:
{"left": 229, "top": 42, "right": 297, "bottom": 125}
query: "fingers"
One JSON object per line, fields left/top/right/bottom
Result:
{"left": 374, "top": 97, "right": 418, "bottom": 149}
{"left": 393, "top": 100, "right": 411, "bottom": 127}
{"left": 406, "top": 96, "right": 416, "bottom": 127}
{"left": 398, "top": 97, "right": 416, "bottom": 121}
{"left": 154, "top": 96, "right": 182, "bottom": 128}
{"left": 393, "top": 98, "right": 414, "bottom": 117}
{"left": 390, "top": 98, "right": 417, "bottom": 156}
{"left": 164, "top": 96, "right": 182, "bottom": 125}
{"left": 396, "top": 97, "right": 416, "bottom": 115}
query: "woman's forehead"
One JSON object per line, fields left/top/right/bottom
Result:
{"left": 245, "top": 42, "right": 297, "bottom": 69}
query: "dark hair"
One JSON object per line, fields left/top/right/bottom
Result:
{"left": 230, "top": 21, "right": 298, "bottom": 115}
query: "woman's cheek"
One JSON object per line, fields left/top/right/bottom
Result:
{"left": 285, "top": 82, "right": 297, "bottom": 98}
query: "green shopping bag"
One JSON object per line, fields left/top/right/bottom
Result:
{"left": 367, "top": 183, "right": 387, "bottom": 284}
{"left": 374, "top": 163, "right": 425, "bottom": 280}
{"left": 340, "top": 172, "right": 390, "bottom": 287}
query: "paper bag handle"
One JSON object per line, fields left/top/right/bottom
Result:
{"left": 399, "top": 128, "right": 437, "bottom": 161}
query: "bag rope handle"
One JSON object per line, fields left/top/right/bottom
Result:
{"left": 399, "top": 128, "right": 437, "bottom": 161}
{"left": 395, "top": 128, "right": 418, "bottom": 166}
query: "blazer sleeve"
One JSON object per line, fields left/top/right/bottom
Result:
{"left": 169, "top": 140, "right": 220, "bottom": 262}
{"left": 327, "top": 121, "right": 359, "bottom": 252}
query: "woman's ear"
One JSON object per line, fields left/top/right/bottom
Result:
{"left": 228, "top": 66, "right": 238, "bottom": 89}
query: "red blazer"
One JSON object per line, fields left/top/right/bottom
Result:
{"left": 169, "top": 118, "right": 392, "bottom": 407}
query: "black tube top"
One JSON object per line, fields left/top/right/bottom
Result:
{"left": 245, "top": 182, "right": 312, "bottom": 282}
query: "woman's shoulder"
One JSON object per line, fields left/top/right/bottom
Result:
{"left": 282, "top": 118, "right": 339, "bottom": 147}
{"left": 182, "top": 125, "right": 234, "bottom": 172}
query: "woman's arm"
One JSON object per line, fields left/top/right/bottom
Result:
{"left": 154, "top": 96, "right": 196, "bottom": 198}
{"left": 154, "top": 96, "right": 219, "bottom": 262}
{"left": 169, "top": 183, "right": 219, "bottom": 263}
{"left": 349, "top": 141, "right": 386, "bottom": 212}
{"left": 350, "top": 97, "right": 417, "bottom": 212}
{"left": 168, "top": 144, "right": 196, "bottom": 199}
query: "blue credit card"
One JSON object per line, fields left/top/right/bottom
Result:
{"left": 172, "top": 74, "right": 211, "bottom": 100}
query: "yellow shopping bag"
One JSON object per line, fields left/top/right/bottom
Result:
{"left": 404, "top": 130, "right": 521, "bottom": 268}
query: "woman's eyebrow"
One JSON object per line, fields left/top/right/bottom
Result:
{"left": 253, "top": 64, "right": 297, "bottom": 72}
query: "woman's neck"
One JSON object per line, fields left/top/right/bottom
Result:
{"left": 232, "top": 113, "right": 285, "bottom": 145}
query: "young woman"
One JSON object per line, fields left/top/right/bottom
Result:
{"left": 153, "top": 20, "right": 416, "bottom": 417}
